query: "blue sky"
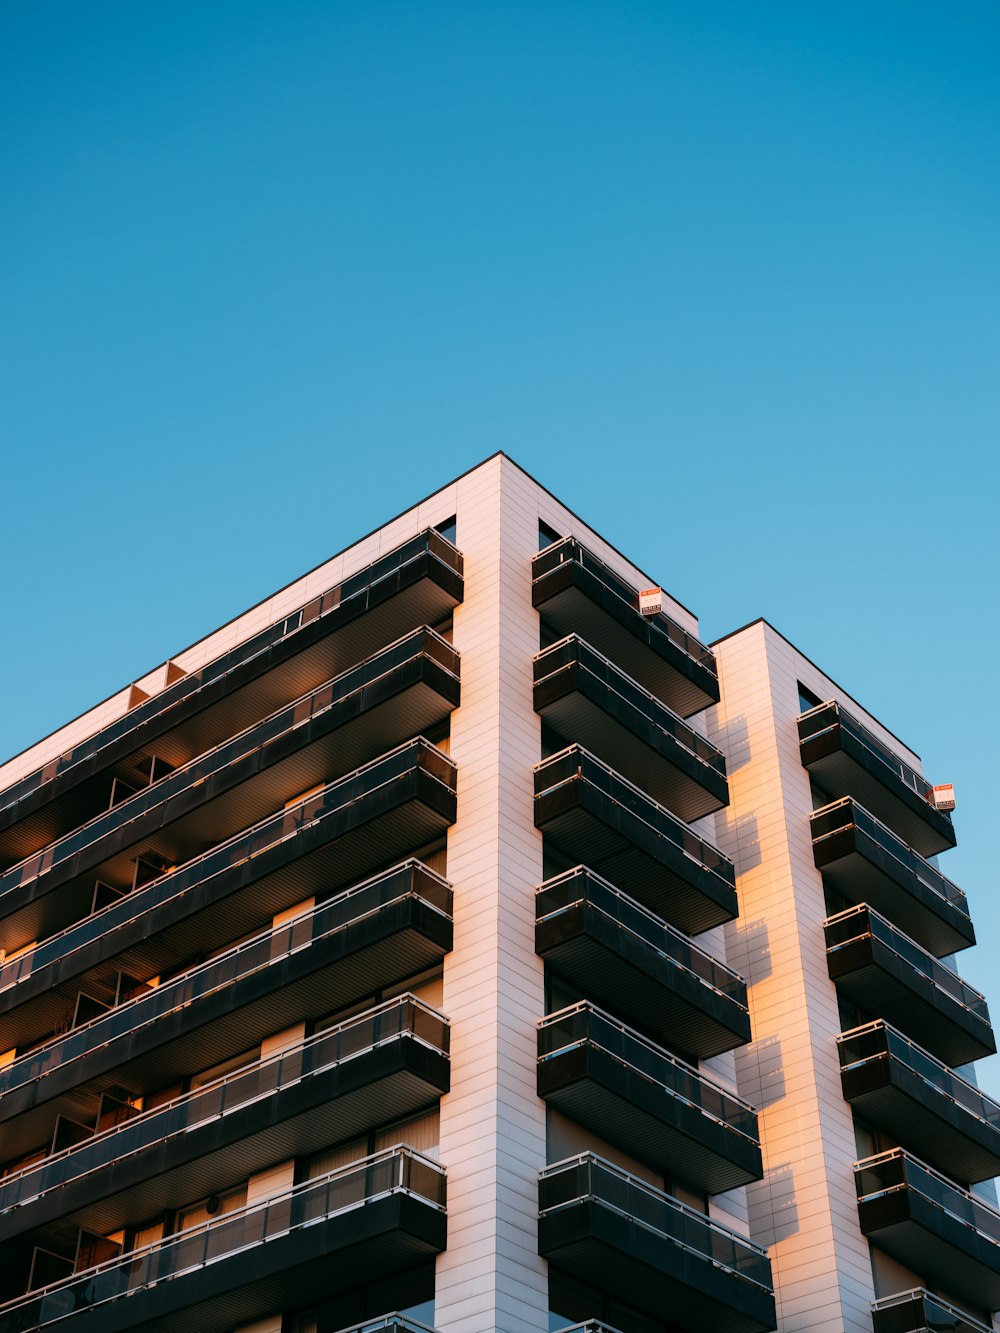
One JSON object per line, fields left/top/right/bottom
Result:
{"left": 2, "top": 3, "right": 999, "bottom": 1089}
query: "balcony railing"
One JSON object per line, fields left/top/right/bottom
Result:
{"left": 534, "top": 746, "right": 736, "bottom": 934}
{"left": 535, "top": 867, "right": 749, "bottom": 1058}
{"left": 825, "top": 904, "right": 994, "bottom": 1066}
{"left": 0, "top": 860, "right": 452, "bottom": 1130}
{"left": 0, "top": 629, "right": 458, "bottom": 911}
{"left": 538, "top": 1002, "right": 760, "bottom": 1192}
{"left": 838, "top": 1020, "right": 1000, "bottom": 1185}
{"left": 533, "top": 636, "right": 728, "bottom": 820}
{"left": 798, "top": 701, "right": 955, "bottom": 857}
{"left": 0, "top": 529, "right": 463, "bottom": 828}
{"left": 0, "top": 1147, "right": 446, "bottom": 1333}
{"left": 329, "top": 1321, "right": 439, "bottom": 1333}
{"left": 810, "top": 797, "right": 973, "bottom": 957}
{"left": 855, "top": 1148, "right": 1000, "bottom": 1309}
{"left": 539, "top": 1153, "right": 775, "bottom": 1332}
{"left": 871, "top": 1287, "right": 993, "bottom": 1333}
{"left": 531, "top": 537, "right": 718, "bottom": 716}
{"left": 0, "top": 995, "right": 449, "bottom": 1229}
{"left": 0, "top": 739, "right": 455, "bottom": 1021}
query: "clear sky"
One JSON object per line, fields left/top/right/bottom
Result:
{"left": 2, "top": 4, "right": 999, "bottom": 1090}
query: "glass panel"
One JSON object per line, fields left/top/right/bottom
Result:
{"left": 838, "top": 1021, "right": 1000, "bottom": 1129}
{"left": 533, "top": 748, "right": 733, "bottom": 887}
{"left": 856, "top": 1150, "right": 1000, "bottom": 1247}
{"left": 538, "top": 1003, "right": 758, "bottom": 1142}
{"left": 531, "top": 538, "right": 717, "bottom": 675}
{"left": 810, "top": 798, "right": 970, "bottom": 917}
{"left": 539, "top": 1154, "right": 771, "bottom": 1292}
{"left": 535, "top": 868, "right": 746, "bottom": 1005}
{"left": 533, "top": 638, "right": 726, "bottom": 778}
{"left": 825, "top": 906, "right": 988, "bottom": 1017}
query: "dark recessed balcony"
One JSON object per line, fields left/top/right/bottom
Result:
{"left": 0, "top": 739, "right": 456, "bottom": 1050}
{"left": 825, "top": 905, "right": 995, "bottom": 1067}
{"left": 538, "top": 1003, "right": 761, "bottom": 1194}
{"left": 539, "top": 1154, "right": 776, "bottom": 1333}
{"left": 871, "top": 1288, "right": 993, "bottom": 1333}
{"left": 838, "top": 1021, "right": 1000, "bottom": 1186}
{"left": 531, "top": 539, "right": 719, "bottom": 718}
{"left": 534, "top": 747, "right": 736, "bottom": 936}
{"left": 798, "top": 702, "right": 955, "bottom": 858}
{"left": 536, "top": 868, "right": 750, "bottom": 1060}
{"left": 810, "top": 798, "right": 973, "bottom": 958}
{"left": 533, "top": 637, "right": 728, "bottom": 821}
{"left": 0, "top": 637, "right": 459, "bottom": 954}
{"left": 0, "top": 995, "right": 450, "bottom": 1242}
{"left": 0, "top": 1147, "right": 447, "bottom": 1333}
{"left": 0, "top": 529, "right": 464, "bottom": 870}
{"left": 0, "top": 862, "right": 452, "bottom": 1161}
{"left": 855, "top": 1149, "right": 1000, "bottom": 1310}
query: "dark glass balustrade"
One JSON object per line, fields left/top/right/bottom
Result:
{"left": 871, "top": 1288, "right": 993, "bottom": 1333}
{"left": 838, "top": 1020, "right": 1000, "bottom": 1184}
{"left": 535, "top": 867, "right": 749, "bottom": 1059}
{"left": 534, "top": 746, "right": 736, "bottom": 935}
{"left": 538, "top": 1002, "right": 761, "bottom": 1192}
{"left": 0, "top": 633, "right": 458, "bottom": 942}
{"left": 825, "top": 905, "right": 995, "bottom": 1066}
{"left": 531, "top": 538, "right": 718, "bottom": 717}
{"left": 0, "top": 1147, "right": 447, "bottom": 1333}
{"left": 539, "top": 1153, "right": 776, "bottom": 1333}
{"left": 0, "top": 740, "right": 456, "bottom": 1049}
{"left": 0, "top": 529, "right": 463, "bottom": 866}
{"left": 533, "top": 636, "right": 728, "bottom": 821}
{"left": 810, "top": 797, "right": 973, "bottom": 957}
{"left": 798, "top": 702, "right": 955, "bottom": 857}
{"left": 855, "top": 1149, "right": 1000, "bottom": 1309}
{"left": 0, "top": 860, "right": 453, "bottom": 1147}
{"left": 0, "top": 995, "right": 450, "bottom": 1238}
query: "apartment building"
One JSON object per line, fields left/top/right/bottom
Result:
{"left": 0, "top": 452, "right": 993, "bottom": 1333}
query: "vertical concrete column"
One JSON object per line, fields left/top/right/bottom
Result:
{"left": 714, "top": 622, "right": 876, "bottom": 1333}
{"left": 435, "top": 455, "right": 549, "bottom": 1333}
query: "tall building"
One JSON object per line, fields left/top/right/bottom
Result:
{"left": 0, "top": 452, "right": 994, "bottom": 1333}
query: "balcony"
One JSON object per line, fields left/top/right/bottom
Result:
{"left": 855, "top": 1149, "right": 1000, "bottom": 1310}
{"left": 536, "top": 869, "right": 750, "bottom": 1060}
{"left": 533, "top": 637, "right": 728, "bottom": 821}
{"left": 539, "top": 1154, "right": 776, "bottom": 1333}
{"left": 871, "top": 1288, "right": 993, "bottom": 1333}
{"left": 0, "top": 740, "right": 456, "bottom": 1051}
{"left": 810, "top": 798, "right": 973, "bottom": 958}
{"left": 538, "top": 1003, "right": 761, "bottom": 1193}
{"left": 534, "top": 747, "right": 736, "bottom": 936}
{"left": 798, "top": 702, "right": 955, "bottom": 858}
{"left": 0, "top": 861, "right": 452, "bottom": 1161}
{"left": 825, "top": 905, "right": 995, "bottom": 1067}
{"left": 0, "top": 529, "right": 463, "bottom": 870}
{"left": 838, "top": 1021, "right": 1000, "bottom": 1185}
{"left": 0, "top": 995, "right": 449, "bottom": 1242}
{"left": 0, "top": 1147, "right": 447, "bottom": 1333}
{"left": 531, "top": 539, "right": 719, "bottom": 717}
{"left": 0, "top": 637, "right": 459, "bottom": 954}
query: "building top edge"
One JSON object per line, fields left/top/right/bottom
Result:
{"left": 0, "top": 450, "right": 699, "bottom": 777}
{"left": 710, "top": 616, "right": 921, "bottom": 763}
